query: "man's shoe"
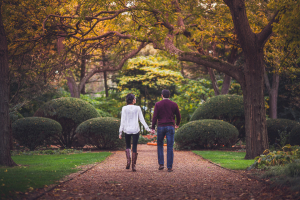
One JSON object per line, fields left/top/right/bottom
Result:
{"left": 158, "top": 164, "right": 164, "bottom": 170}
{"left": 168, "top": 168, "right": 173, "bottom": 172}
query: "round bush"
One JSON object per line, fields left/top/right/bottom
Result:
{"left": 75, "top": 117, "right": 125, "bottom": 150}
{"left": 9, "top": 111, "right": 23, "bottom": 124}
{"left": 190, "top": 95, "right": 245, "bottom": 139}
{"left": 174, "top": 119, "right": 239, "bottom": 150}
{"left": 290, "top": 125, "right": 300, "bottom": 145}
{"left": 266, "top": 118, "right": 299, "bottom": 145}
{"left": 12, "top": 117, "right": 62, "bottom": 151}
{"left": 34, "top": 97, "right": 100, "bottom": 148}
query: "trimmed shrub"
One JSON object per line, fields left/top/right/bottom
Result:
{"left": 266, "top": 119, "right": 299, "bottom": 145}
{"left": 96, "top": 109, "right": 113, "bottom": 117}
{"left": 190, "top": 95, "right": 245, "bottom": 139}
{"left": 34, "top": 97, "right": 100, "bottom": 148}
{"left": 9, "top": 111, "right": 24, "bottom": 124}
{"left": 12, "top": 117, "right": 62, "bottom": 151}
{"left": 75, "top": 117, "right": 125, "bottom": 150}
{"left": 290, "top": 125, "right": 300, "bottom": 145}
{"left": 174, "top": 119, "right": 239, "bottom": 150}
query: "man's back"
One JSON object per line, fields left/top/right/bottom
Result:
{"left": 151, "top": 99, "right": 181, "bottom": 129}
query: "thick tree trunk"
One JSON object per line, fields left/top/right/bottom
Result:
{"left": 243, "top": 52, "right": 268, "bottom": 159}
{"left": 0, "top": 5, "right": 17, "bottom": 166}
{"left": 265, "top": 72, "right": 279, "bottom": 119}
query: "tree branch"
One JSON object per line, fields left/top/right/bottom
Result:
{"left": 257, "top": 10, "right": 279, "bottom": 47}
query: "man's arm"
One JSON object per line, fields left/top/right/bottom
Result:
{"left": 175, "top": 104, "right": 181, "bottom": 127}
{"left": 151, "top": 103, "right": 158, "bottom": 130}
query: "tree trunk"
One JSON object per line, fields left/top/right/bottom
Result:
{"left": 80, "top": 49, "right": 86, "bottom": 94}
{"left": 207, "top": 67, "right": 220, "bottom": 96}
{"left": 103, "top": 71, "right": 108, "bottom": 97}
{"left": 221, "top": 75, "right": 232, "bottom": 94}
{"left": 243, "top": 52, "right": 268, "bottom": 159}
{"left": 221, "top": 48, "right": 237, "bottom": 94}
{"left": 0, "top": 5, "right": 17, "bottom": 166}
{"left": 269, "top": 74, "right": 279, "bottom": 119}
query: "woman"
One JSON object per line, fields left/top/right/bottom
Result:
{"left": 119, "top": 93, "right": 151, "bottom": 172}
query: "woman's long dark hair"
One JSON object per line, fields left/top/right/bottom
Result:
{"left": 126, "top": 93, "right": 135, "bottom": 105}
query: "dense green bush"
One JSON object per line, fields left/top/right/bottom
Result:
{"left": 290, "top": 125, "right": 300, "bottom": 145}
{"left": 34, "top": 97, "right": 100, "bottom": 148}
{"left": 266, "top": 119, "right": 299, "bottom": 145}
{"left": 9, "top": 111, "right": 23, "bottom": 124}
{"left": 75, "top": 117, "right": 125, "bottom": 150}
{"left": 96, "top": 109, "right": 113, "bottom": 117}
{"left": 174, "top": 119, "right": 239, "bottom": 150}
{"left": 12, "top": 117, "right": 62, "bottom": 151}
{"left": 190, "top": 95, "right": 245, "bottom": 139}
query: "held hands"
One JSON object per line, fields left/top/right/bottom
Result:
{"left": 175, "top": 125, "right": 179, "bottom": 129}
{"left": 149, "top": 129, "right": 155, "bottom": 134}
{"left": 119, "top": 135, "right": 122, "bottom": 139}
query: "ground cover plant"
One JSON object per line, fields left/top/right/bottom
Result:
{"left": 0, "top": 151, "right": 111, "bottom": 198}
{"left": 193, "top": 151, "right": 255, "bottom": 170}
{"left": 248, "top": 145, "right": 300, "bottom": 192}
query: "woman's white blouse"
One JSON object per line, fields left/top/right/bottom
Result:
{"left": 119, "top": 105, "right": 150, "bottom": 136}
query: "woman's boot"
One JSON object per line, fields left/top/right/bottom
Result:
{"left": 125, "top": 149, "right": 131, "bottom": 169}
{"left": 132, "top": 152, "right": 138, "bottom": 172}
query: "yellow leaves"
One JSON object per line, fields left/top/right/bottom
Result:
{"left": 4, "top": 169, "right": 7, "bottom": 172}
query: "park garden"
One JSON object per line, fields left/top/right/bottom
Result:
{"left": 1, "top": 0, "right": 300, "bottom": 199}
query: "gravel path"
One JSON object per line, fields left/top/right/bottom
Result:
{"left": 37, "top": 144, "right": 295, "bottom": 200}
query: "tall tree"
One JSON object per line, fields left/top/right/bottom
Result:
{"left": 0, "top": 2, "right": 16, "bottom": 166}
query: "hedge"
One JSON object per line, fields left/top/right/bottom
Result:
{"left": 174, "top": 119, "right": 239, "bottom": 150}
{"left": 289, "top": 125, "right": 300, "bottom": 146}
{"left": 75, "top": 117, "right": 125, "bottom": 150}
{"left": 190, "top": 95, "right": 245, "bottom": 139}
{"left": 266, "top": 118, "right": 299, "bottom": 145}
{"left": 34, "top": 97, "right": 100, "bottom": 148}
{"left": 12, "top": 117, "right": 62, "bottom": 151}
{"left": 9, "top": 111, "right": 23, "bottom": 124}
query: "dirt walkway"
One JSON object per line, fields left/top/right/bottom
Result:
{"left": 37, "top": 145, "right": 294, "bottom": 200}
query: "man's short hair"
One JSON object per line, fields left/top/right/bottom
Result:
{"left": 126, "top": 93, "right": 135, "bottom": 105}
{"left": 162, "top": 89, "right": 170, "bottom": 98}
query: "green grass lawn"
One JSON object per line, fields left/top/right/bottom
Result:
{"left": 193, "top": 151, "right": 255, "bottom": 170}
{"left": 0, "top": 152, "right": 111, "bottom": 198}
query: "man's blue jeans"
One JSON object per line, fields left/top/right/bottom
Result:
{"left": 157, "top": 126, "right": 175, "bottom": 169}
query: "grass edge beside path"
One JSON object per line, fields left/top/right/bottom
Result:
{"left": 0, "top": 152, "right": 111, "bottom": 199}
{"left": 193, "top": 150, "right": 255, "bottom": 170}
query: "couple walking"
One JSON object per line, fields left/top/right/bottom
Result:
{"left": 119, "top": 89, "right": 181, "bottom": 172}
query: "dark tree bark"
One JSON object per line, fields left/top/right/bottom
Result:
{"left": 207, "top": 67, "right": 220, "bottom": 96}
{"left": 103, "top": 71, "right": 108, "bottom": 97}
{"left": 80, "top": 49, "right": 86, "bottom": 94}
{"left": 102, "top": 51, "right": 109, "bottom": 97}
{"left": 221, "top": 48, "right": 238, "bottom": 94}
{"left": 264, "top": 70, "right": 279, "bottom": 119}
{"left": 0, "top": 4, "right": 17, "bottom": 166}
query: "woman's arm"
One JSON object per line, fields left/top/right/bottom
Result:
{"left": 138, "top": 107, "right": 150, "bottom": 132}
{"left": 119, "top": 107, "right": 125, "bottom": 136}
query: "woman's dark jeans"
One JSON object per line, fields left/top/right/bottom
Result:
{"left": 157, "top": 126, "right": 175, "bottom": 169}
{"left": 125, "top": 133, "right": 140, "bottom": 153}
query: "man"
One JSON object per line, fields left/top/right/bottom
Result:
{"left": 151, "top": 89, "right": 181, "bottom": 172}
